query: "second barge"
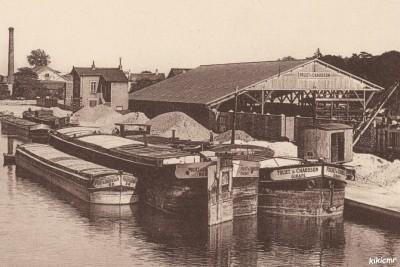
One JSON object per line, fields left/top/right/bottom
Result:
{"left": 15, "top": 143, "right": 139, "bottom": 205}
{"left": 1, "top": 116, "right": 50, "bottom": 142}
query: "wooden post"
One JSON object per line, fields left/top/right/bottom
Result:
{"left": 261, "top": 90, "right": 265, "bottom": 114}
{"left": 231, "top": 86, "right": 238, "bottom": 144}
{"left": 8, "top": 135, "right": 13, "bottom": 155}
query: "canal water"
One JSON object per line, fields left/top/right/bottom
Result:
{"left": 1, "top": 135, "right": 400, "bottom": 267}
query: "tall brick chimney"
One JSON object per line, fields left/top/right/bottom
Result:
{"left": 7, "top": 27, "right": 14, "bottom": 84}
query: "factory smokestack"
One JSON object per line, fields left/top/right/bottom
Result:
{"left": 7, "top": 27, "right": 14, "bottom": 84}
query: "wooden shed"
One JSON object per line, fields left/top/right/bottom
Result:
{"left": 298, "top": 123, "right": 353, "bottom": 163}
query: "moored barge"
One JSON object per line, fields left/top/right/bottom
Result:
{"left": 15, "top": 143, "right": 138, "bottom": 205}
{"left": 48, "top": 127, "right": 262, "bottom": 221}
{"left": 23, "top": 109, "right": 68, "bottom": 129}
{"left": 1, "top": 116, "right": 50, "bottom": 142}
{"left": 258, "top": 159, "right": 347, "bottom": 216}
{"left": 49, "top": 127, "right": 208, "bottom": 217}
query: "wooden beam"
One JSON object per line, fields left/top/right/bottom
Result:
{"left": 243, "top": 92, "right": 261, "bottom": 104}
{"left": 315, "top": 98, "right": 367, "bottom": 102}
{"left": 365, "top": 91, "right": 376, "bottom": 107}
{"left": 261, "top": 90, "right": 265, "bottom": 114}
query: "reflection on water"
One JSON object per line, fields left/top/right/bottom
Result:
{"left": 1, "top": 134, "right": 400, "bottom": 266}
{"left": 257, "top": 213, "right": 345, "bottom": 266}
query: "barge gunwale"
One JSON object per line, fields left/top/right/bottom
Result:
{"left": 51, "top": 130, "right": 200, "bottom": 168}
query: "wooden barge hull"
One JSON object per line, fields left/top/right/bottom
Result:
{"left": 15, "top": 144, "right": 139, "bottom": 205}
{"left": 49, "top": 129, "right": 261, "bottom": 219}
{"left": 1, "top": 116, "right": 49, "bottom": 142}
{"left": 258, "top": 164, "right": 347, "bottom": 216}
{"left": 49, "top": 129, "right": 207, "bottom": 216}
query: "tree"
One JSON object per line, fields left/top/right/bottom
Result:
{"left": 129, "top": 78, "right": 162, "bottom": 93}
{"left": 27, "top": 49, "right": 51, "bottom": 67}
{"left": 280, "top": 56, "right": 296, "bottom": 61}
{"left": 12, "top": 67, "right": 45, "bottom": 99}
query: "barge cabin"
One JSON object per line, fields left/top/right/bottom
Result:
{"left": 298, "top": 123, "right": 353, "bottom": 163}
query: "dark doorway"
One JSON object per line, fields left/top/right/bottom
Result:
{"left": 331, "top": 132, "right": 345, "bottom": 162}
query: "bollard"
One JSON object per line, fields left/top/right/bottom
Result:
{"left": 8, "top": 135, "right": 14, "bottom": 155}
{"left": 3, "top": 136, "right": 16, "bottom": 165}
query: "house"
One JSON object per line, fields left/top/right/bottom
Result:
{"left": 166, "top": 68, "right": 192, "bottom": 79}
{"left": 31, "top": 65, "right": 73, "bottom": 106}
{"left": 129, "top": 70, "right": 165, "bottom": 93}
{"left": 71, "top": 61, "right": 128, "bottom": 111}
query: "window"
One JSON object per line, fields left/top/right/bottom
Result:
{"left": 44, "top": 73, "right": 50, "bottom": 78}
{"left": 89, "top": 100, "right": 97, "bottom": 107}
{"left": 90, "top": 81, "right": 97, "bottom": 93}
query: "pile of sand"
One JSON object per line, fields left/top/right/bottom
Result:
{"left": 73, "top": 105, "right": 123, "bottom": 127}
{"left": 101, "top": 112, "right": 150, "bottom": 133}
{"left": 247, "top": 140, "right": 298, "bottom": 157}
{"left": 148, "top": 112, "right": 210, "bottom": 141}
{"left": 51, "top": 107, "right": 72, "bottom": 117}
{"left": 349, "top": 153, "right": 400, "bottom": 186}
{"left": 215, "top": 130, "right": 254, "bottom": 143}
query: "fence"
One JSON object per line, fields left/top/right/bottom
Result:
{"left": 215, "top": 112, "right": 285, "bottom": 141}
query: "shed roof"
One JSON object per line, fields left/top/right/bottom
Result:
{"left": 129, "top": 58, "right": 383, "bottom": 107}
{"left": 130, "top": 59, "right": 309, "bottom": 105}
{"left": 72, "top": 67, "right": 128, "bottom": 82}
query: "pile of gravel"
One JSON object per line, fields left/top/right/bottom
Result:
{"left": 148, "top": 112, "right": 210, "bottom": 141}
{"left": 73, "top": 105, "right": 123, "bottom": 127}
{"left": 215, "top": 130, "right": 254, "bottom": 143}
{"left": 101, "top": 112, "right": 150, "bottom": 133}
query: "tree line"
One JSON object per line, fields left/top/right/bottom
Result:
{"left": 281, "top": 49, "right": 400, "bottom": 89}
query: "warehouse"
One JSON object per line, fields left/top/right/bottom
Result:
{"left": 129, "top": 58, "right": 383, "bottom": 135}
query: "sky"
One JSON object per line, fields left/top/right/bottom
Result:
{"left": 0, "top": 0, "right": 399, "bottom": 75}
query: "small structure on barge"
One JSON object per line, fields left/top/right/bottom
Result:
{"left": 298, "top": 123, "right": 353, "bottom": 163}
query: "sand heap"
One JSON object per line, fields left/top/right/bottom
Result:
{"left": 73, "top": 105, "right": 123, "bottom": 127}
{"left": 148, "top": 112, "right": 210, "bottom": 141}
{"left": 51, "top": 107, "right": 72, "bottom": 117}
{"left": 72, "top": 105, "right": 150, "bottom": 133}
{"left": 349, "top": 153, "right": 400, "bottom": 186}
{"left": 247, "top": 140, "right": 298, "bottom": 157}
{"left": 215, "top": 130, "right": 254, "bottom": 143}
{"left": 101, "top": 112, "right": 150, "bottom": 133}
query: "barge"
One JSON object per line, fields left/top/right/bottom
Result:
{"left": 48, "top": 127, "right": 261, "bottom": 221}
{"left": 1, "top": 116, "right": 50, "bottom": 142}
{"left": 15, "top": 143, "right": 138, "bottom": 205}
{"left": 23, "top": 109, "right": 68, "bottom": 129}
{"left": 258, "top": 159, "right": 347, "bottom": 216}
{"left": 210, "top": 144, "right": 347, "bottom": 217}
{"left": 49, "top": 127, "right": 208, "bottom": 217}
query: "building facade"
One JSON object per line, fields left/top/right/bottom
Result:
{"left": 71, "top": 62, "right": 128, "bottom": 111}
{"left": 32, "top": 65, "right": 73, "bottom": 106}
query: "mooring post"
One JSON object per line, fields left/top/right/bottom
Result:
{"left": 8, "top": 135, "right": 14, "bottom": 155}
